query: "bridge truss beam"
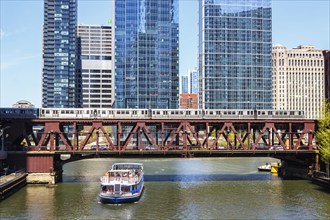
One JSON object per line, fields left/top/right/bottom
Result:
{"left": 1, "top": 119, "right": 316, "bottom": 153}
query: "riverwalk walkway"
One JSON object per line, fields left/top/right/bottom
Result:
{"left": 312, "top": 171, "right": 330, "bottom": 190}
{"left": 0, "top": 170, "right": 27, "bottom": 201}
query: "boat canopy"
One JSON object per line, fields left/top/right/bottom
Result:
{"left": 111, "top": 163, "right": 143, "bottom": 170}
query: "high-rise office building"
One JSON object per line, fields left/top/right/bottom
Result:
{"left": 272, "top": 45, "right": 325, "bottom": 119}
{"left": 77, "top": 25, "right": 114, "bottom": 108}
{"left": 114, "top": 0, "right": 179, "bottom": 109}
{"left": 199, "top": 0, "right": 272, "bottom": 109}
{"left": 181, "top": 75, "right": 189, "bottom": 94}
{"left": 42, "top": 0, "right": 79, "bottom": 108}
{"left": 189, "top": 68, "right": 199, "bottom": 94}
{"left": 323, "top": 50, "right": 330, "bottom": 102}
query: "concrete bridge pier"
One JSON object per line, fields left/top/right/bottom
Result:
{"left": 25, "top": 153, "right": 63, "bottom": 184}
{"left": 279, "top": 153, "right": 319, "bottom": 179}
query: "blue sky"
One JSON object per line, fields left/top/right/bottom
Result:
{"left": 0, "top": 0, "right": 329, "bottom": 108}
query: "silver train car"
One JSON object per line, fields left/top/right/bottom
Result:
{"left": 39, "top": 108, "right": 304, "bottom": 120}
{"left": 1, "top": 108, "right": 305, "bottom": 120}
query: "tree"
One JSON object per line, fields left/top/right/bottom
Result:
{"left": 315, "top": 99, "right": 330, "bottom": 174}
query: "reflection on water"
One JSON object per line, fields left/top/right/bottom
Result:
{"left": 1, "top": 158, "right": 329, "bottom": 220}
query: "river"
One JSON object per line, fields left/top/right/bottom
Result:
{"left": 1, "top": 157, "right": 329, "bottom": 219}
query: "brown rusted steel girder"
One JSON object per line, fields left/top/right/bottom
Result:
{"left": 78, "top": 121, "right": 115, "bottom": 151}
{"left": 121, "top": 122, "right": 158, "bottom": 150}
{"left": 37, "top": 121, "right": 72, "bottom": 151}
{"left": 293, "top": 122, "right": 315, "bottom": 150}
{"left": 251, "top": 123, "right": 286, "bottom": 150}
{"left": 3, "top": 118, "right": 317, "bottom": 153}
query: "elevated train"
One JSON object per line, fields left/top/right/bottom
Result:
{"left": 0, "top": 107, "right": 305, "bottom": 120}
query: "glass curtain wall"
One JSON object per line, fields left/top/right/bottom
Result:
{"left": 42, "top": 0, "right": 79, "bottom": 108}
{"left": 199, "top": 0, "right": 272, "bottom": 109}
{"left": 114, "top": 0, "right": 179, "bottom": 109}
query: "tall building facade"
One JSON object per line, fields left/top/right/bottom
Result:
{"left": 181, "top": 75, "right": 189, "bottom": 94}
{"left": 114, "top": 0, "right": 179, "bottom": 109}
{"left": 199, "top": 0, "right": 272, "bottom": 109}
{"left": 189, "top": 68, "right": 199, "bottom": 94}
{"left": 42, "top": 0, "right": 79, "bottom": 108}
{"left": 323, "top": 51, "right": 330, "bottom": 102}
{"left": 77, "top": 25, "right": 114, "bottom": 108}
{"left": 272, "top": 45, "right": 325, "bottom": 119}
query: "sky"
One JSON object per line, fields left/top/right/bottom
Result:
{"left": 0, "top": 0, "right": 329, "bottom": 108}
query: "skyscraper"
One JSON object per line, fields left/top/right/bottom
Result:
{"left": 77, "top": 25, "right": 114, "bottom": 108}
{"left": 272, "top": 45, "right": 325, "bottom": 119}
{"left": 199, "top": 0, "right": 272, "bottom": 109}
{"left": 114, "top": 0, "right": 179, "bottom": 109}
{"left": 181, "top": 75, "right": 188, "bottom": 94}
{"left": 42, "top": 0, "right": 79, "bottom": 108}
{"left": 188, "top": 68, "right": 199, "bottom": 94}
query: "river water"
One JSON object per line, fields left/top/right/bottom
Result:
{"left": 1, "top": 157, "right": 329, "bottom": 219}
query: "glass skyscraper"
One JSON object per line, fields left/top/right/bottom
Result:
{"left": 199, "top": 0, "right": 272, "bottom": 109}
{"left": 42, "top": 0, "right": 79, "bottom": 108}
{"left": 114, "top": 0, "right": 179, "bottom": 109}
{"left": 189, "top": 68, "right": 199, "bottom": 94}
{"left": 181, "top": 75, "right": 188, "bottom": 94}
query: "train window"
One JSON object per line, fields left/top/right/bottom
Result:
{"left": 157, "top": 111, "right": 160, "bottom": 115}
{"left": 164, "top": 111, "right": 168, "bottom": 115}
{"left": 290, "top": 111, "right": 294, "bottom": 115}
{"left": 117, "top": 111, "right": 120, "bottom": 114}
{"left": 175, "top": 111, "right": 179, "bottom": 115}
{"left": 186, "top": 111, "right": 191, "bottom": 115}
{"left": 180, "top": 111, "right": 183, "bottom": 115}
{"left": 210, "top": 111, "right": 213, "bottom": 115}
{"left": 224, "top": 111, "right": 227, "bottom": 115}
{"left": 102, "top": 110, "right": 106, "bottom": 114}
{"left": 61, "top": 110, "right": 65, "bottom": 114}
{"left": 70, "top": 110, "right": 74, "bottom": 114}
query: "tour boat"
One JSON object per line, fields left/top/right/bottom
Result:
{"left": 99, "top": 163, "right": 144, "bottom": 204}
{"left": 258, "top": 163, "right": 271, "bottom": 172}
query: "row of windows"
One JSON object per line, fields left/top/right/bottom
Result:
{"left": 81, "top": 69, "right": 111, "bottom": 73}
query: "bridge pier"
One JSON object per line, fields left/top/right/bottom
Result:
{"left": 279, "top": 153, "right": 319, "bottom": 179}
{"left": 25, "top": 153, "right": 63, "bottom": 184}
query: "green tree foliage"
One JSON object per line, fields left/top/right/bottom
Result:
{"left": 315, "top": 99, "right": 330, "bottom": 165}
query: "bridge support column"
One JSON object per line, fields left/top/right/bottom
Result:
{"left": 279, "top": 154, "right": 318, "bottom": 179}
{"left": 26, "top": 153, "right": 62, "bottom": 184}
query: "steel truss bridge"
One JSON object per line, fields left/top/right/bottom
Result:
{"left": 0, "top": 108, "right": 319, "bottom": 179}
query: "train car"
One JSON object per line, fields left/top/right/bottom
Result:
{"left": 0, "top": 107, "right": 305, "bottom": 120}
{"left": 0, "top": 108, "right": 39, "bottom": 119}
